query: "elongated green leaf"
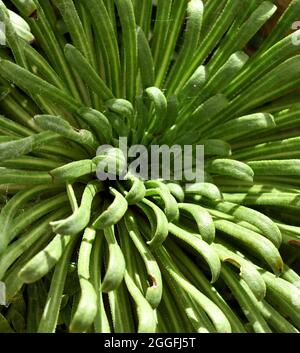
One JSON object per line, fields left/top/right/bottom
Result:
{"left": 138, "top": 198, "right": 169, "bottom": 248}
{"left": 93, "top": 188, "right": 128, "bottom": 229}
{"left": 0, "top": 131, "right": 58, "bottom": 162}
{"left": 206, "top": 159, "right": 254, "bottom": 182}
{"left": 248, "top": 160, "right": 300, "bottom": 176}
{"left": 51, "top": 181, "right": 103, "bottom": 235}
{"left": 167, "top": 0, "right": 203, "bottom": 93}
{"left": 34, "top": 115, "right": 98, "bottom": 149}
{"left": 0, "top": 59, "right": 81, "bottom": 112}
{"left": 124, "top": 211, "right": 162, "bottom": 309}
{"left": 214, "top": 219, "right": 283, "bottom": 274}
{"left": 64, "top": 44, "right": 113, "bottom": 102}
{"left": 101, "top": 226, "right": 125, "bottom": 293}
{"left": 206, "top": 113, "right": 275, "bottom": 141}
{"left": 137, "top": 27, "right": 154, "bottom": 89}
{"left": 178, "top": 203, "right": 215, "bottom": 244}
{"left": 168, "top": 223, "right": 220, "bottom": 282}
{"left": 69, "top": 228, "right": 97, "bottom": 333}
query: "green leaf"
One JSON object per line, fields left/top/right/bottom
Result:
{"left": 206, "top": 159, "right": 254, "bottom": 182}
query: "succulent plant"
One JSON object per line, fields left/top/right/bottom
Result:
{"left": 0, "top": 0, "right": 300, "bottom": 333}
